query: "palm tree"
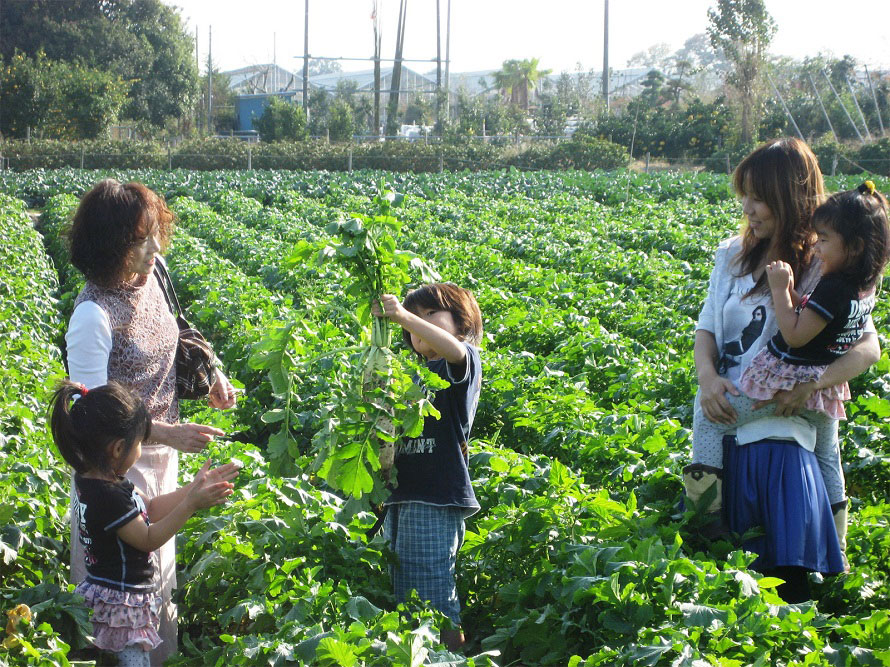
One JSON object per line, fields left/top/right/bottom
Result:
{"left": 492, "top": 58, "right": 551, "bottom": 110}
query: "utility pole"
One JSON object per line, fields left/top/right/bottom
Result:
{"left": 436, "top": 0, "right": 442, "bottom": 131}
{"left": 373, "top": 0, "right": 381, "bottom": 136}
{"left": 386, "top": 0, "right": 408, "bottom": 137}
{"left": 207, "top": 26, "right": 212, "bottom": 136}
{"left": 195, "top": 26, "right": 200, "bottom": 132}
{"left": 602, "top": 0, "right": 609, "bottom": 110}
{"left": 303, "top": 0, "right": 309, "bottom": 113}
{"left": 445, "top": 0, "right": 452, "bottom": 116}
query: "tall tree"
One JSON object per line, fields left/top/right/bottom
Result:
{"left": 0, "top": 0, "right": 198, "bottom": 129}
{"left": 308, "top": 58, "right": 343, "bottom": 77}
{"left": 639, "top": 69, "right": 666, "bottom": 107}
{"left": 1, "top": 52, "right": 127, "bottom": 138}
{"left": 627, "top": 43, "right": 672, "bottom": 71}
{"left": 707, "top": 0, "right": 776, "bottom": 145}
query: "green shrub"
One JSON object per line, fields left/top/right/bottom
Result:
{"left": 327, "top": 100, "right": 355, "bottom": 142}
{"left": 856, "top": 137, "right": 890, "bottom": 177}
{"left": 171, "top": 138, "right": 249, "bottom": 170}
{"left": 811, "top": 134, "right": 858, "bottom": 176}
{"left": 2, "top": 137, "right": 629, "bottom": 172}
{"left": 549, "top": 136, "right": 630, "bottom": 170}
{"left": 254, "top": 98, "right": 308, "bottom": 142}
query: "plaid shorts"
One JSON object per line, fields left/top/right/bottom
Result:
{"left": 383, "top": 502, "right": 466, "bottom": 625}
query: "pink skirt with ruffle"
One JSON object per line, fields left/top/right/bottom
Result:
{"left": 75, "top": 581, "right": 162, "bottom": 653}
{"left": 740, "top": 348, "right": 850, "bottom": 420}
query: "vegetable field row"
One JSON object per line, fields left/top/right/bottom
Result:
{"left": 1, "top": 169, "right": 889, "bottom": 666}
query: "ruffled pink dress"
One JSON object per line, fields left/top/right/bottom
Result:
{"left": 74, "top": 583, "right": 162, "bottom": 652}
{"left": 740, "top": 347, "right": 849, "bottom": 419}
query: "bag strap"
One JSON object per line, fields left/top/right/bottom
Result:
{"left": 153, "top": 257, "right": 183, "bottom": 319}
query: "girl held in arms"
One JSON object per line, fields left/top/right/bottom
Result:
{"left": 740, "top": 182, "right": 890, "bottom": 431}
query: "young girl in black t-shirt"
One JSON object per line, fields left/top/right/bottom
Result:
{"left": 741, "top": 182, "right": 890, "bottom": 421}
{"left": 49, "top": 381, "right": 238, "bottom": 666}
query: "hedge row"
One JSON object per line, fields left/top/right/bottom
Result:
{"left": 0, "top": 137, "right": 631, "bottom": 172}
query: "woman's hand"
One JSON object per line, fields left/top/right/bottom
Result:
{"left": 208, "top": 370, "right": 237, "bottom": 410}
{"left": 753, "top": 380, "right": 817, "bottom": 417}
{"left": 699, "top": 375, "right": 741, "bottom": 424}
{"left": 765, "top": 260, "right": 793, "bottom": 293}
{"left": 152, "top": 421, "right": 224, "bottom": 453}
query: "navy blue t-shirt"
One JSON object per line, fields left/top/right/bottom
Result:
{"left": 74, "top": 474, "right": 155, "bottom": 593}
{"left": 385, "top": 342, "right": 481, "bottom": 513}
{"left": 768, "top": 275, "right": 875, "bottom": 366}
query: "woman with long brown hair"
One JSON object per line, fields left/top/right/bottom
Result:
{"left": 685, "top": 138, "right": 880, "bottom": 600}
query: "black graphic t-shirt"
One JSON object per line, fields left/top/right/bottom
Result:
{"left": 768, "top": 275, "right": 876, "bottom": 366}
{"left": 386, "top": 343, "right": 481, "bottom": 513}
{"left": 74, "top": 474, "right": 155, "bottom": 592}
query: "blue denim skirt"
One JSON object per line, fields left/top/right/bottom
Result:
{"left": 723, "top": 437, "right": 845, "bottom": 574}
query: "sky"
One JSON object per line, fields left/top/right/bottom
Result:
{"left": 164, "top": 0, "right": 890, "bottom": 76}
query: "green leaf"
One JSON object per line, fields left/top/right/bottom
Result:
{"left": 333, "top": 454, "right": 374, "bottom": 497}
{"left": 260, "top": 408, "right": 286, "bottom": 424}
{"left": 316, "top": 637, "right": 358, "bottom": 667}
{"left": 679, "top": 602, "right": 728, "bottom": 628}
{"left": 344, "top": 596, "right": 382, "bottom": 621}
{"left": 755, "top": 576, "right": 785, "bottom": 589}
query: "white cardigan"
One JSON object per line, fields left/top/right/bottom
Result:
{"left": 695, "top": 236, "right": 828, "bottom": 449}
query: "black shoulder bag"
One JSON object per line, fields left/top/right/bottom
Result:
{"left": 153, "top": 259, "right": 218, "bottom": 400}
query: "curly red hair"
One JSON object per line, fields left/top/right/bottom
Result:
{"left": 69, "top": 179, "right": 174, "bottom": 286}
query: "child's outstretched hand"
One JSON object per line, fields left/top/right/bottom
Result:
{"left": 765, "top": 260, "right": 794, "bottom": 293}
{"left": 187, "top": 459, "right": 236, "bottom": 510}
{"left": 371, "top": 294, "right": 409, "bottom": 325}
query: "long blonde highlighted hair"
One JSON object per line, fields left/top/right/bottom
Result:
{"left": 732, "top": 137, "right": 825, "bottom": 295}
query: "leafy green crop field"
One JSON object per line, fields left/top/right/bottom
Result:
{"left": 2, "top": 168, "right": 889, "bottom": 666}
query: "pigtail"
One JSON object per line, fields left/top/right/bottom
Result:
{"left": 47, "top": 380, "right": 152, "bottom": 477}
{"left": 814, "top": 184, "right": 890, "bottom": 291}
{"left": 859, "top": 186, "right": 890, "bottom": 291}
{"left": 49, "top": 381, "right": 91, "bottom": 474}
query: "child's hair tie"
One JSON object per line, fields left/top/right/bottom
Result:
{"left": 859, "top": 180, "right": 876, "bottom": 196}
{"left": 78, "top": 383, "right": 88, "bottom": 395}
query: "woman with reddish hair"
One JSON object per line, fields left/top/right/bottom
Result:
{"left": 66, "top": 179, "right": 236, "bottom": 664}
